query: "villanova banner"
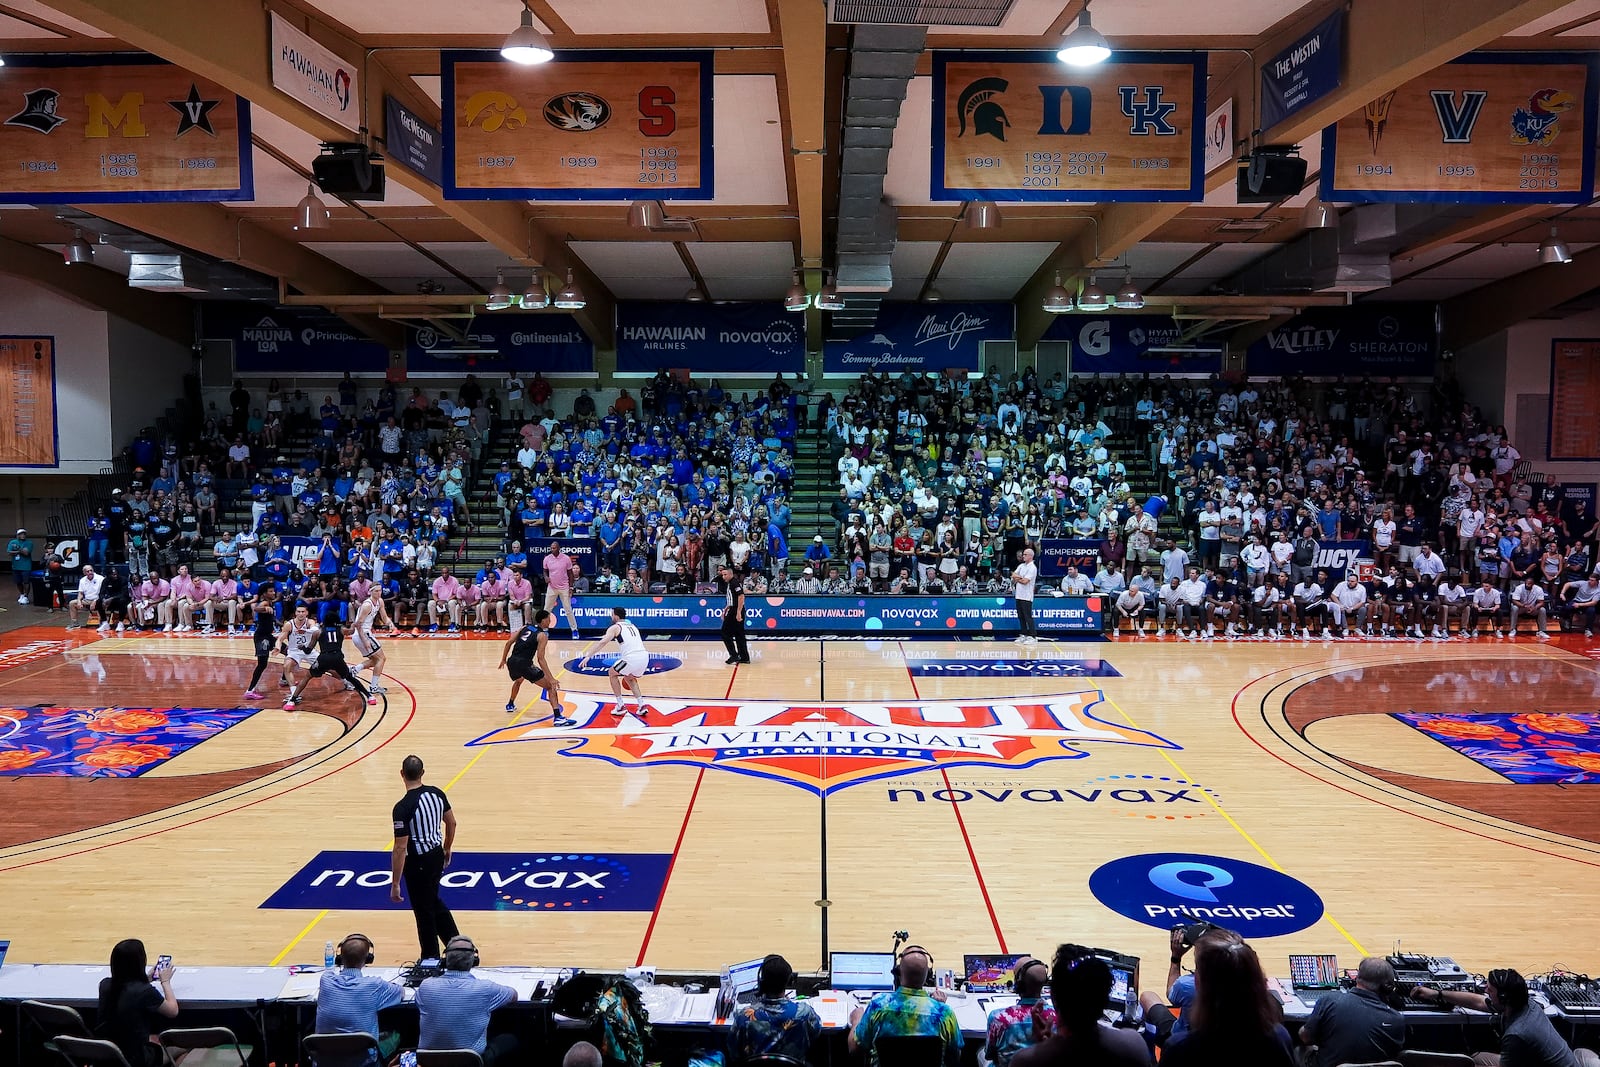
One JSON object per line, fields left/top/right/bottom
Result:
{"left": 1246, "top": 304, "right": 1436, "bottom": 377}
{"left": 564, "top": 594, "right": 1101, "bottom": 634}
{"left": 1037, "top": 538, "right": 1101, "bottom": 577}
{"left": 205, "top": 303, "right": 387, "bottom": 374}
{"left": 824, "top": 302, "right": 1013, "bottom": 375}
{"left": 616, "top": 302, "right": 804, "bottom": 374}
{"left": 407, "top": 313, "right": 593, "bottom": 373}
{"left": 1041, "top": 315, "right": 1221, "bottom": 375}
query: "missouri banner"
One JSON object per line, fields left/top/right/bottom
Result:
{"left": 0, "top": 56, "right": 250, "bottom": 203}
{"left": 443, "top": 50, "right": 712, "bottom": 200}
{"left": 0, "top": 337, "right": 58, "bottom": 467}
{"left": 1321, "top": 52, "right": 1599, "bottom": 204}
{"left": 931, "top": 51, "right": 1205, "bottom": 202}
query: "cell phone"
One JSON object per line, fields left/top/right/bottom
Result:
{"left": 152, "top": 955, "right": 171, "bottom": 980}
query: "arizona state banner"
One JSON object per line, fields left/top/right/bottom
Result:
{"left": 931, "top": 51, "right": 1205, "bottom": 202}
{"left": 0, "top": 337, "right": 57, "bottom": 467}
{"left": 1321, "top": 52, "right": 1599, "bottom": 204}
{"left": 442, "top": 50, "right": 712, "bottom": 200}
{"left": 0, "top": 56, "right": 250, "bottom": 203}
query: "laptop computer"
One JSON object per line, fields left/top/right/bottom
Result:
{"left": 1290, "top": 954, "right": 1340, "bottom": 991}
{"left": 0, "top": 940, "right": 9, "bottom": 969}
{"left": 963, "top": 953, "right": 1028, "bottom": 992}
{"left": 830, "top": 951, "right": 895, "bottom": 995}
{"left": 725, "top": 958, "right": 765, "bottom": 1004}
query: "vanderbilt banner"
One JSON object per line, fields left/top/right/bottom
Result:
{"left": 1321, "top": 52, "right": 1599, "bottom": 204}
{"left": 931, "top": 51, "right": 1205, "bottom": 202}
{"left": 0, "top": 56, "right": 251, "bottom": 203}
{"left": 442, "top": 50, "right": 713, "bottom": 200}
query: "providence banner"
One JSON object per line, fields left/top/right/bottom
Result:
{"left": 1042, "top": 314, "right": 1222, "bottom": 375}
{"left": 616, "top": 301, "right": 804, "bottom": 374}
{"left": 1246, "top": 304, "right": 1436, "bottom": 377}
{"left": 824, "top": 302, "right": 1013, "bottom": 375}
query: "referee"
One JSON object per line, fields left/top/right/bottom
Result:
{"left": 390, "top": 755, "right": 460, "bottom": 959}
{"left": 719, "top": 564, "right": 750, "bottom": 665}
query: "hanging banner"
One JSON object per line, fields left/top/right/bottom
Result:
{"left": 1260, "top": 10, "right": 1344, "bottom": 130}
{"left": 442, "top": 50, "right": 713, "bottom": 200}
{"left": 0, "top": 337, "right": 58, "bottom": 467}
{"left": 616, "top": 302, "right": 803, "bottom": 374}
{"left": 823, "top": 302, "right": 1013, "bottom": 376}
{"left": 1246, "top": 305, "right": 1436, "bottom": 377}
{"left": 931, "top": 51, "right": 1205, "bottom": 202}
{"left": 269, "top": 11, "right": 360, "bottom": 132}
{"left": 1043, "top": 314, "right": 1222, "bottom": 375}
{"left": 0, "top": 56, "right": 251, "bottom": 203}
{"left": 1321, "top": 52, "right": 1599, "bottom": 204}
{"left": 383, "top": 94, "right": 442, "bottom": 186}
{"left": 1549, "top": 340, "right": 1600, "bottom": 461}
{"left": 203, "top": 304, "right": 388, "bottom": 374}
{"left": 1204, "top": 98, "right": 1234, "bottom": 174}
{"left": 407, "top": 314, "right": 594, "bottom": 374}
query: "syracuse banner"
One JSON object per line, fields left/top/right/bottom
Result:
{"left": 1246, "top": 304, "right": 1436, "bottom": 377}
{"left": 562, "top": 593, "right": 1102, "bottom": 634}
{"left": 1042, "top": 314, "right": 1222, "bottom": 375}
{"left": 407, "top": 314, "right": 594, "bottom": 374}
{"left": 0, "top": 337, "right": 57, "bottom": 467}
{"left": 1549, "top": 340, "right": 1600, "bottom": 461}
{"left": 1322, "top": 52, "right": 1600, "bottom": 204}
{"left": 824, "top": 301, "right": 1013, "bottom": 375}
{"left": 203, "top": 303, "right": 388, "bottom": 374}
{"left": 442, "top": 50, "right": 713, "bottom": 200}
{"left": 931, "top": 51, "right": 1205, "bottom": 202}
{"left": 0, "top": 56, "right": 250, "bottom": 203}
{"left": 616, "top": 301, "right": 804, "bottom": 375}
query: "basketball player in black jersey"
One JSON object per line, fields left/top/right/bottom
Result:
{"left": 243, "top": 586, "right": 281, "bottom": 700}
{"left": 498, "top": 609, "right": 571, "bottom": 724}
{"left": 284, "top": 622, "right": 376, "bottom": 710}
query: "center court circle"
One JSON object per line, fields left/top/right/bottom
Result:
{"left": 562, "top": 653, "right": 683, "bottom": 677}
{"left": 1088, "top": 852, "right": 1324, "bottom": 937}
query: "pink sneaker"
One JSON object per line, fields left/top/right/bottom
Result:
{"left": 282, "top": 700, "right": 297, "bottom": 711}
{"left": 243, "top": 690, "right": 264, "bottom": 700}
{"left": 367, "top": 697, "right": 379, "bottom": 706}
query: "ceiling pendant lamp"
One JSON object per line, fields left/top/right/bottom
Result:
{"left": 1041, "top": 271, "right": 1074, "bottom": 314}
{"left": 924, "top": 286, "right": 943, "bottom": 303}
{"left": 553, "top": 268, "right": 586, "bottom": 309}
{"left": 485, "top": 269, "right": 514, "bottom": 310}
{"left": 521, "top": 270, "right": 550, "bottom": 309}
{"left": 295, "top": 184, "right": 330, "bottom": 231}
{"left": 684, "top": 285, "right": 707, "bottom": 302}
{"left": 965, "top": 199, "right": 1002, "bottom": 230}
{"left": 815, "top": 271, "right": 845, "bottom": 312}
{"left": 1539, "top": 226, "right": 1573, "bottom": 265}
{"left": 500, "top": 6, "right": 554, "bottom": 65}
{"left": 1057, "top": 0, "right": 1112, "bottom": 66}
{"left": 784, "top": 270, "right": 810, "bottom": 312}
{"left": 626, "top": 200, "right": 665, "bottom": 229}
{"left": 1114, "top": 271, "right": 1145, "bottom": 310}
{"left": 1301, "top": 197, "right": 1337, "bottom": 229}
{"left": 62, "top": 228, "right": 94, "bottom": 265}
{"left": 1077, "top": 273, "right": 1110, "bottom": 311}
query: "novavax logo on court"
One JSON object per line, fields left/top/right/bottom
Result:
{"left": 465, "top": 693, "right": 1178, "bottom": 795}
{"left": 1088, "top": 852, "right": 1324, "bottom": 937}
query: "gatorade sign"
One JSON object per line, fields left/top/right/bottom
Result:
{"left": 1088, "top": 852, "right": 1324, "bottom": 936}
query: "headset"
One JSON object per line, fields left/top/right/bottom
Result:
{"left": 893, "top": 945, "right": 935, "bottom": 988}
{"left": 760, "top": 954, "right": 794, "bottom": 994}
{"left": 340, "top": 933, "right": 375, "bottom": 967}
{"left": 1014, "top": 957, "right": 1050, "bottom": 992}
{"left": 445, "top": 936, "right": 480, "bottom": 969}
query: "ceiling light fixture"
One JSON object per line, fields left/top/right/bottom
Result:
{"left": 1539, "top": 226, "right": 1573, "bottom": 265}
{"left": 626, "top": 200, "right": 665, "bottom": 230}
{"left": 1057, "top": 0, "right": 1112, "bottom": 66}
{"left": 553, "top": 268, "right": 586, "bottom": 309}
{"left": 295, "top": 184, "right": 330, "bottom": 231}
{"left": 62, "top": 228, "right": 94, "bottom": 265}
{"left": 1301, "top": 197, "right": 1337, "bottom": 229}
{"left": 500, "top": 6, "right": 554, "bottom": 65}
{"left": 965, "top": 199, "right": 1001, "bottom": 230}
{"left": 521, "top": 270, "right": 550, "bottom": 309}
{"left": 1078, "top": 273, "right": 1110, "bottom": 311}
{"left": 924, "top": 286, "right": 943, "bottom": 303}
{"left": 684, "top": 285, "right": 706, "bottom": 302}
{"left": 1114, "top": 271, "right": 1144, "bottom": 310}
{"left": 1042, "top": 271, "right": 1074, "bottom": 314}
{"left": 485, "top": 269, "right": 515, "bottom": 310}
{"left": 784, "top": 270, "right": 810, "bottom": 312}
{"left": 815, "top": 271, "right": 845, "bottom": 312}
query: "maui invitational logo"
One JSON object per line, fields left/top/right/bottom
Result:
{"left": 465, "top": 691, "right": 1178, "bottom": 794}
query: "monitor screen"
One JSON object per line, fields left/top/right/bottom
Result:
{"left": 0, "top": 940, "right": 9, "bottom": 968}
{"left": 830, "top": 952, "right": 895, "bottom": 992}
{"left": 1290, "top": 954, "right": 1339, "bottom": 989}
{"left": 1107, "top": 964, "right": 1133, "bottom": 1010}
{"left": 964, "top": 953, "right": 1029, "bottom": 992}
{"left": 726, "top": 958, "right": 765, "bottom": 996}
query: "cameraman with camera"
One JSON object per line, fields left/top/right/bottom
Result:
{"left": 1138, "top": 923, "right": 1234, "bottom": 1050}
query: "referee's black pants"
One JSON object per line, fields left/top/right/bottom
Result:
{"left": 404, "top": 847, "right": 459, "bottom": 959}
{"left": 722, "top": 614, "right": 749, "bottom": 662}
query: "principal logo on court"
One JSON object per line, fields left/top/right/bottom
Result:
{"left": 1088, "top": 852, "right": 1324, "bottom": 937}
{"left": 465, "top": 692, "right": 1178, "bottom": 795}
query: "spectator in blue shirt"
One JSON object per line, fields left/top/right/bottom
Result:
{"left": 728, "top": 955, "right": 821, "bottom": 1065}
{"left": 314, "top": 935, "right": 406, "bottom": 1066}
{"left": 416, "top": 936, "right": 519, "bottom": 1066}
{"left": 805, "top": 536, "right": 831, "bottom": 566}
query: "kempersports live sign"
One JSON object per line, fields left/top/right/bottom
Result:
{"left": 931, "top": 51, "right": 1205, "bottom": 202}
{"left": 617, "top": 302, "right": 803, "bottom": 375}
{"left": 824, "top": 301, "right": 1013, "bottom": 375}
{"left": 0, "top": 56, "right": 251, "bottom": 203}
{"left": 442, "top": 50, "right": 713, "bottom": 200}
{"left": 1322, "top": 52, "right": 1600, "bottom": 204}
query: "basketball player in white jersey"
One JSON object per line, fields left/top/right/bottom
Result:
{"left": 351, "top": 585, "right": 396, "bottom": 695}
{"left": 578, "top": 605, "right": 650, "bottom": 719}
{"left": 276, "top": 602, "right": 320, "bottom": 703}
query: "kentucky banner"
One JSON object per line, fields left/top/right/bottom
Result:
{"left": 205, "top": 303, "right": 387, "bottom": 374}
{"left": 1246, "top": 304, "right": 1436, "bottom": 377}
{"left": 407, "top": 314, "right": 593, "bottom": 374}
{"left": 824, "top": 302, "right": 1013, "bottom": 375}
{"left": 1042, "top": 314, "right": 1222, "bottom": 375}
{"left": 616, "top": 302, "right": 804, "bottom": 374}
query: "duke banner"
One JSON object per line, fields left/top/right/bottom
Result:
{"left": 205, "top": 303, "right": 387, "bottom": 374}
{"left": 1037, "top": 539, "right": 1101, "bottom": 578}
{"left": 1042, "top": 314, "right": 1222, "bottom": 375}
{"left": 1322, "top": 52, "right": 1599, "bottom": 204}
{"left": 563, "top": 594, "right": 1102, "bottom": 634}
{"left": 407, "top": 314, "right": 594, "bottom": 374}
{"left": 1260, "top": 10, "right": 1344, "bottom": 130}
{"left": 824, "top": 302, "right": 1013, "bottom": 375}
{"left": 1246, "top": 304, "right": 1436, "bottom": 377}
{"left": 616, "top": 302, "right": 804, "bottom": 374}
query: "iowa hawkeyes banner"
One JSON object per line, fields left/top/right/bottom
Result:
{"left": 931, "top": 51, "right": 1205, "bottom": 202}
{"left": 0, "top": 56, "right": 250, "bottom": 203}
{"left": 1322, "top": 52, "right": 1599, "bottom": 204}
{"left": 442, "top": 50, "right": 712, "bottom": 200}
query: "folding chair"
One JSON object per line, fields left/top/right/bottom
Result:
{"left": 21, "top": 1000, "right": 94, "bottom": 1067}
{"left": 51, "top": 1037, "right": 133, "bottom": 1067}
{"left": 303, "top": 1032, "right": 381, "bottom": 1067}
{"left": 158, "top": 1027, "right": 252, "bottom": 1067}
{"left": 415, "top": 1052, "right": 484, "bottom": 1067}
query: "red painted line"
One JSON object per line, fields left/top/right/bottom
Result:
{"left": 898, "top": 641, "right": 921, "bottom": 699}
{"left": 941, "top": 767, "right": 1007, "bottom": 952}
{"left": 635, "top": 766, "right": 705, "bottom": 966}
{"left": 723, "top": 661, "right": 740, "bottom": 700}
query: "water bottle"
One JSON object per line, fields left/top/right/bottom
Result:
{"left": 324, "top": 940, "right": 336, "bottom": 970}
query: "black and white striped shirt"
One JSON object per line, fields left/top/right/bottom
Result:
{"left": 392, "top": 785, "right": 450, "bottom": 855}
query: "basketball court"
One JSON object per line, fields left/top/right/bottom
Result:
{"left": 3, "top": 624, "right": 1598, "bottom": 978}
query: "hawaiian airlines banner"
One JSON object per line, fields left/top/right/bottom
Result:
{"left": 1042, "top": 314, "right": 1222, "bottom": 374}
{"left": 204, "top": 303, "right": 387, "bottom": 374}
{"left": 1321, "top": 52, "right": 1599, "bottom": 204}
{"left": 1245, "top": 304, "right": 1436, "bottom": 377}
{"left": 931, "top": 51, "right": 1206, "bottom": 202}
{"left": 823, "top": 302, "right": 1012, "bottom": 375}
{"left": 616, "top": 302, "right": 803, "bottom": 374}
{"left": 270, "top": 12, "right": 360, "bottom": 132}
{"left": 406, "top": 314, "right": 594, "bottom": 374}
{"left": 0, "top": 56, "right": 250, "bottom": 203}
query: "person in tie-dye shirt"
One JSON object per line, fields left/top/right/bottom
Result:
{"left": 727, "top": 955, "right": 821, "bottom": 1065}
{"left": 848, "top": 948, "right": 962, "bottom": 1067}
{"left": 984, "top": 958, "right": 1056, "bottom": 1067}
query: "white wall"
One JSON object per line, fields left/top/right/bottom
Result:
{"left": 108, "top": 316, "right": 195, "bottom": 446}
{"left": 0, "top": 279, "right": 114, "bottom": 475}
